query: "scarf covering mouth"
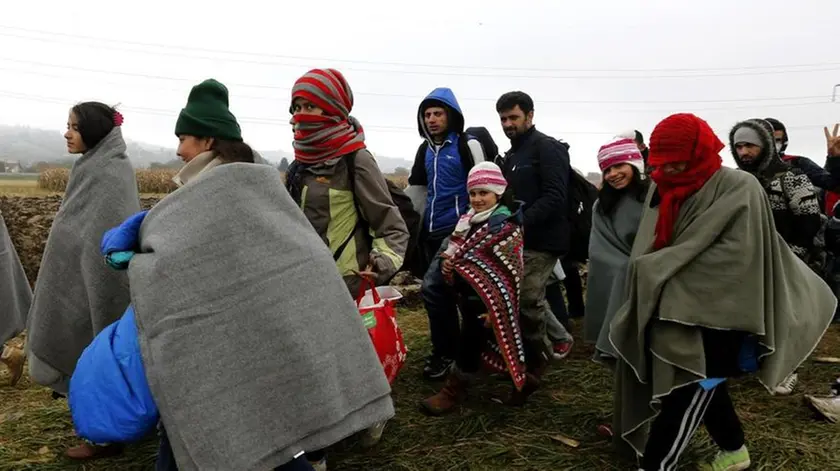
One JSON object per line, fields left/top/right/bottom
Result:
{"left": 290, "top": 68, "right": 366, "bottom": 164}
{"left": 647, "top": 113, "right": 723, "bottom": 250}
{"left": 609, "top": 167, "right": 836, "bottom": 456}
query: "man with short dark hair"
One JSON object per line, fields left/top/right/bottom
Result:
{"left": 407, "top": 87, "right": 487, "bottom": 380}
{"left": 495, "top": 91, "right": 572, "bottom": 404}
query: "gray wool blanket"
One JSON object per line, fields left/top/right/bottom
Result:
{"left": 583, "top": 195, "right": 644, "bottom": 361}
{"left": 128, "top": 162, "right": 394, "bottom": 471}
{"left": 0, "top": 212, "right": 33, "bottom": 344}
{"left": 26, "top": 127, "right": 141, "bottom": 382}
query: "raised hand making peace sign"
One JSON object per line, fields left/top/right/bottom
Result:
{"left": 825, "top": 124, "right": 840, "bottom": 157}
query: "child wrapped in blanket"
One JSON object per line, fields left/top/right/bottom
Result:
{"left": 420, "top": 162, "right": 531, "bottom": 415}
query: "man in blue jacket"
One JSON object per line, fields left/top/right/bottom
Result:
{"left": 495, "top": 91, "right": 572, "bottom": 404}
{"left": 406, "top": 87, "right": 487, "bottom": 380}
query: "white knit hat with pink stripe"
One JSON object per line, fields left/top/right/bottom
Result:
{"left": 467, "top": 161, "right": 507, "bottom": 196}
{"left": 597, "top": 136, "right": 644, "bottom": 174}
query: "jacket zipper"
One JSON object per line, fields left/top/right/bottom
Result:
{"left": 455, "top": 194, "right": 460, "bottom": 218}
{"left": 428, "top": 137, "right": 453, "bottom": 233}
{"left": 429, "top": 145, "right": 439, "bottom": 233}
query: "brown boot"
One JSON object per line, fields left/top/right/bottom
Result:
{"left": 502, "top": 347, "right": 550, "bottom": 407}
{"left": 1, "top": 345, "right": 24, "bottom": 387}
{"left": 65, "top": 442, "right": 124, "bottom": 460}
{"left": 420, "top": 372, "right": 470, "bottom": 416}
{"left": 502, "top": 372, "right": 542, "bottom": 407}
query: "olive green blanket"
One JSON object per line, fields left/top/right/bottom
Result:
{"left": 609, "top": 167, "right": 836, "bottom": 455}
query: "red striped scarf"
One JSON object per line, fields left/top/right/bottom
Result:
{"left": 289, "top": 69, "right": 366, "bottom": 164}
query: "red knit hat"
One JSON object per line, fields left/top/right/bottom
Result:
{"left": 648, "top": 113, "right": 723, "bottom": 250}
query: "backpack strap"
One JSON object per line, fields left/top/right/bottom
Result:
{"left": 409, "top": 141, "right": 430, "bottom": 186}
{"left": 457, "top": 133, "right": 477, "bottom": 172}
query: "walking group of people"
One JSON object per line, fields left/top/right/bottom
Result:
{"left": 0, "top": 66, "right": 838, "bottom": 471}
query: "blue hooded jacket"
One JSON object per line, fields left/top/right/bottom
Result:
{"left": 410, "top": 88, "right": 472, "bottom": 236}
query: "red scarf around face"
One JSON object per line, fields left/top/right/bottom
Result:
{"left": 648, "top": 113, "right": 724, "bottom": 250}
{"left": 289, "top": 68, "right": 366, "bottom": 165}
{"left": 290, "top": 113, "right": 366, "bottom": 164}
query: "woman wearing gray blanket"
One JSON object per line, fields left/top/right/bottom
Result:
{"left": 134, "top": 78, "right": 393, "bottom": 471}
{"left": 0, "top": 211, "right": 33, "bottom": 387}
{"left": 25, "top": 101, "right": 140, "bottom": 459}
{"left": 584, "top": 133, "right": 648, "bottom": 365}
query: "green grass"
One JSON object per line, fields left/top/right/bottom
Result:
{"left": 1, "top": 306, "right": 839, "bottom": 470}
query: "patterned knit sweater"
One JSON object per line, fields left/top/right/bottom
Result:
{"left": 765, "top": 169, "right": 822, "bottom": 261}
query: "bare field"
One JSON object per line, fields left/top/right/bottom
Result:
{"left": 0, "top": 184, "right": 838, "bottom": 470}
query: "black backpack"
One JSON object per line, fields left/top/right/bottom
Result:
{"left": 510, "top": 137, "right": 597, "bottom": 262}
{"left": 567, "top": 169, "right": 598, "bottom": 262}
{"left": 285, "top": 153, "right": 422, "bottom": 280}
{"left": 414, "top": 126, "right": 497, "bottom": 176}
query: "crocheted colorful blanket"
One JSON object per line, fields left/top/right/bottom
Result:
{"left": 448, "top": 215, "right": 527, "bottom": 391}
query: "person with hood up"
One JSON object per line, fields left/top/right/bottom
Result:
{"left": 26, "top": 101, "right": 141, "bottom": 460}
{"left": 283, "top": 68, "right": 406, "bottom": 469}
{"left": 69, "top": 78, "right": 394, "bottom": 471}
{"left": 609, "top": 113, "right": 836, "bottom": 471}
{"left": 730, "top": 118, "right": 823, "bottom": 396}
{"left": 0, "top": 210, "right": 33, "bottom": 387}
{"left": 285, "top": 68, "right": 408, "bottom": 298}
{"left": 765, "top": 118, "right": 840, "bottom": 212}
{"left": 406, "top": 87, "right": 488, "bottom": 380}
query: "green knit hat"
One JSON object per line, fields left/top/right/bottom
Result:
{"left": 174, "top": 79, "right": 242, "bottom": 141}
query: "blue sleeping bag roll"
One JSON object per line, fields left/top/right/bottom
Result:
{"left": 69, "top": 305, "right": 159, "bottom": 443}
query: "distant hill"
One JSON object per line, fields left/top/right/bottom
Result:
{"left": 0, "top": 125, "right": 413, "bottom": 173}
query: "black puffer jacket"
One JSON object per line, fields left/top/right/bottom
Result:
{"left": 499, "top": 126, "right": 570, "bottom": 255}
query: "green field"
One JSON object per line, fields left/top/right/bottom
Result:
{"left": 1, "top": 309, "right": 839, "bottom": 470}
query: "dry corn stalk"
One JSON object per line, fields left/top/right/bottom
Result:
{"left": 38, "top": 168, "right": 179, "bottom": 194}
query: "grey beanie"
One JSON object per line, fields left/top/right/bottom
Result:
{"left": 733, "top": 126, "right": 763, "bottom": 148}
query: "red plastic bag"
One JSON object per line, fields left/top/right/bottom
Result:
{"left": 356, "top": 278, "right": 408, "bottom": 384}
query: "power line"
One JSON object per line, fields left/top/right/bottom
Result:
{"left": 0, "top": 25, "right": 840, "bottom": 73}
{"left": 2, "top": 26, "right": 839, "bottom": 79}
{"left": 0, "top": 60, "right": 832, "bottom": 113}
{"left": 0, "top": 90, "right": 830, "bottom": 137}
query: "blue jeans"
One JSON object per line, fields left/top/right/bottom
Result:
{"left": 156, "top": 425, "right": 315, "bottom": 471}
{"left": 421, "top": 237, "right": 460, "bottom": 359}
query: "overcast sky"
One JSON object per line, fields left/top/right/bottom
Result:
{"left": 1, "top": 0, "right": 838, "bottom": 172}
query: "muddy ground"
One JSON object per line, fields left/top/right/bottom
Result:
{"left": 0, "top": 195, "right": 162, "bottom": 286}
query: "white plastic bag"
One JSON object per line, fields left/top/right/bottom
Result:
{"left": 553, "top": 260, "right": 566, "bottom": 281}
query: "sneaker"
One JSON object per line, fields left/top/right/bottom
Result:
{"left": 309, "top": 458, "right": 327, "bottom": 471}
{"left": 804, "top": 395, "right": 840, "bottom": 423}
{"left": 359, "top": 420, "right": 387, "bottom": 448}
{"left": 698, "top": 445, "right": 751, "bottom": 471}
{"left": 552, "top": 339, "right": 573, "bottom": 360}
{"left": 423, "top": 355, "right": 454, "bottom": 380}
{"left": 774, "top": 372, "right": 798, "bottom": 396}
